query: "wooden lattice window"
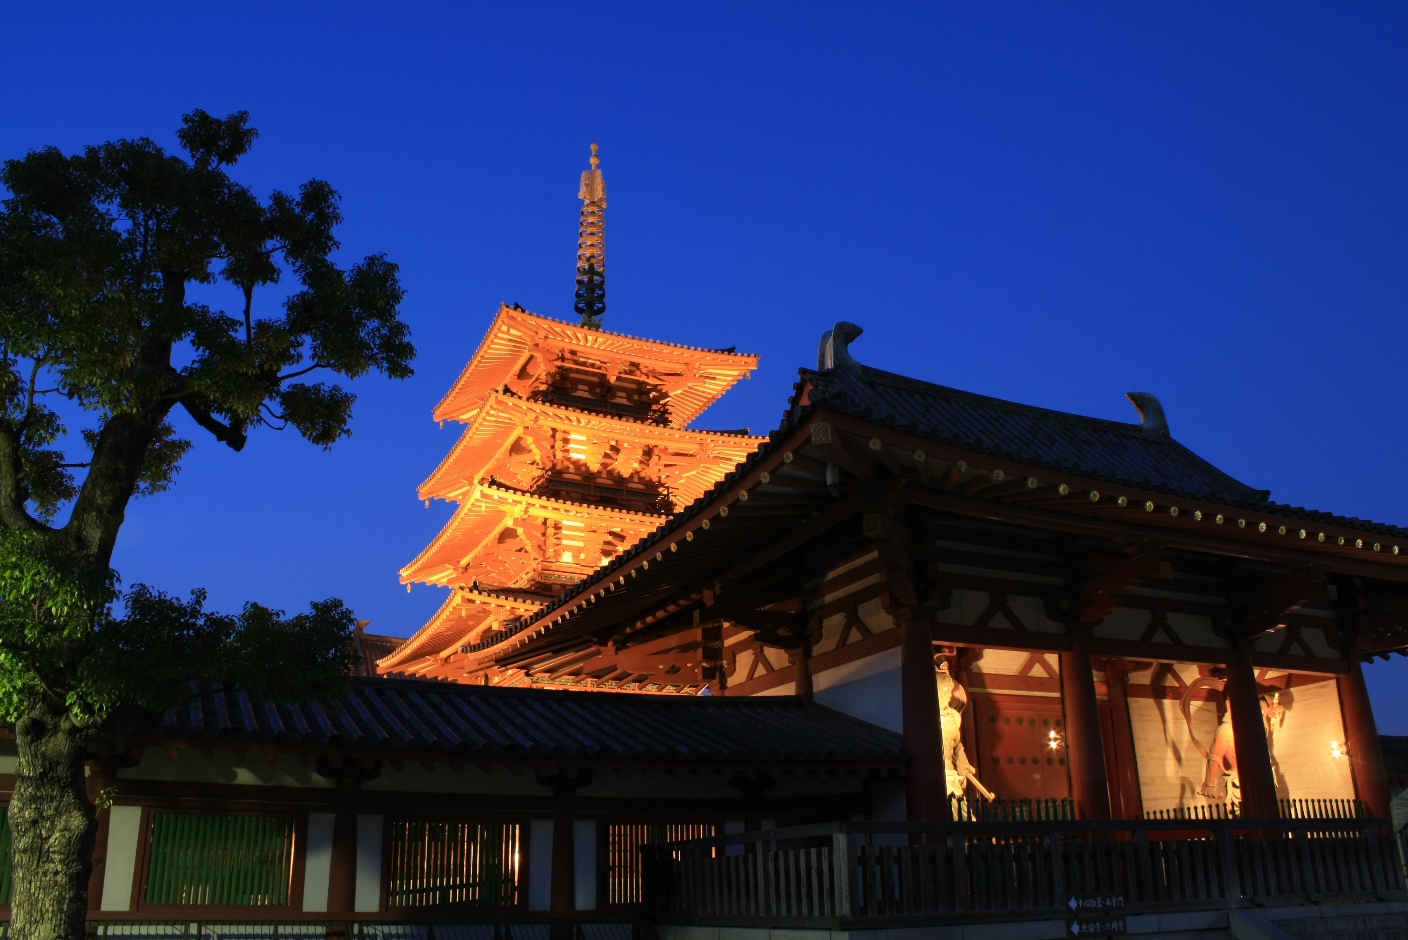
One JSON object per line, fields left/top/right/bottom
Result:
{"left": 143, "top": 812, "right": 295, "bottom": 906}
{"left": 386, "top": 820, "right": 520, "bottom": 908}
{"left": 606, "top": 822, "right": 716, "bottom": 906}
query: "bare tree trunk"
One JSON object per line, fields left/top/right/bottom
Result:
{"left": 10, "top": 702, "right": 95, "bottom": 940}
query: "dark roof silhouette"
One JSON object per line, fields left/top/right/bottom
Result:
{"left": 131, "top": 677, "right": 907, "bottom": 765}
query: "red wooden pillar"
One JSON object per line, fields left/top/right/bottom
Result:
{"left": 1338, "top": 659, "right": 1392, "bottom": 818}
{"left": 900, "top": 616, "right": 949, "bottom": 821}
{"left": 550, "top": 804, "right": 575, "bottom": 917}
{"left": 544, "top": 768, "right": 591, "bottom": 938}
{"left": 794, "top": 635, "right": 814, "bottom": 702}
{"left": 1225, "top": 646, "right": 1278, "bottom": 818}
{"left": 1101, "top": 660, "right": 1144, "bottom": 820}
{"left": 1060, "top": 636, "right": 1111, "bottom": 820}
{"left": 326, "top": 789, "right": 359, "bottom": 913}
{"left": 85, "top": 763, "right": 116, "bottom": 912}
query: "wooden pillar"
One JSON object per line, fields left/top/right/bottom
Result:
{"left": 1060, "top": 636, "right": 1111, "bottom": 820}
{"left": 794, "top": 632, "right": 814, "bottom": 702}
{"left": 85, "top": 763, "right": 116, "bottom": 913}
{"left": 550, "top": 799, "right": 575, "bottom": 917}
{"left": 542, "top": 768, "right": 592, "bottom": 937}
{"left": 1101, "top": 660, "right": 1143, "bottom": 820}
{"left": 326, "top": 779, "right": 360, "bottom": 913}
{"left": 1338, "top": 659, "right": 1393, "bottom": 819}
{"left": 900, "top": 616, "right": 949, "bottom": 821}
{"left": 1224, "top": 646, "right": 1278, "bottom": 819}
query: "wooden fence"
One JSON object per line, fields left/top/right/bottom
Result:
{"left": 949, "top": 796, "right": 1074, "bottom": 822}
{"left": 1143, "top": 799, "right": 1367, "bottom": 822}
{"left": 641, "top": 817, "right": 1407, "bottom": 927}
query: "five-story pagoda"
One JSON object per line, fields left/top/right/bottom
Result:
{"left": 379, "top": 146, "right": 763, "bottom": 682}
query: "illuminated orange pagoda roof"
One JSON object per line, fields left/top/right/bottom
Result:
{"left": 380, "top": 146, "right": 764, "bottom": 680}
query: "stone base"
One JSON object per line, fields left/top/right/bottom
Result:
{"left": 655, "top": 900, "right": 1408, "bottom": 940}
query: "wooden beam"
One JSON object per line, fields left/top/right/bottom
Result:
{"left": 807, "top": 422, "right": 876, "bottom": 479}
{"left": 1077, "top": 553, "right": 1164, "bottom": 624}
{"left": 902, "top": 485, "right": 1408, "bottom": 584}
{"left": 718, "top": 494, "right": 864, "bottom": 588}
{"left": 865, "top": 437, "right": 903, "bottom": 475}
{"left": 913, "top": 450, "right": 932, "bottom": 485}
{"left": 940, "top": 460, "right": 970, "bottom": 490}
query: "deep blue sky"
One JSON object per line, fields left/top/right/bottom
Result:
{"left": 4, "top": 4, "right": 1408, "bottom": 726}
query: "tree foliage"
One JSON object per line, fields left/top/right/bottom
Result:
{"left": 0, "top": 110, "right": 415, "bottom": 939}
{"left": 0, "top": 107, "right": 412, "bottom": 718}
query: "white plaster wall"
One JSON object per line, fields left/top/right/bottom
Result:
{"left": 1129, "top": 670, "right": 1356, "bottom": 813}
{"left": 528, "top": 819, "right": 553, "bottom": 911}
{"left": 934, "top": 589, "right": 990, "bottom": 627}
{"left": 1269, "top": 676, "right": 1355, "bottom": 803}
{"left": 1092, "top": 608, "right": 1152, "bottom": 642}
{"left": 302, "top": 812, "right": 335, "bottom": 912}
{"left": 118, "top": 750, "right": 333, "bottom": 788}
{"left": 574, "top": 819, "right": 596, "bottom": 910}
{"left": 100, "top": 805, "right": 143, "bottom": 911}
{"left": 1129, "top": 695, "right": 1222, "bottom": 813}
{"left": 354, "top": 814, "right": 383, "bottom": 912}
{"left": 1007, "top": 595, "right": 1064, "bottom": 633}
{"left": 363, "top": 762, "right": 553, "bottom": 795}
{"left": 855, "top": 596, "right": 897, "bottom": 634}
{"left": 1166, "top": 613, "right": 1222, "bottom": 647}
{"left": 812, "top": 647, "right": 902, "bottom": 734}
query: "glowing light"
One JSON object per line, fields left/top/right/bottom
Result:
{"left": 1330, "top": 740, "right": 1348, "bottom": 760}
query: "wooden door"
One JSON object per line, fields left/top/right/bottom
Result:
{"left": 971, "top": 695, "right": 1072, "bottom": 800}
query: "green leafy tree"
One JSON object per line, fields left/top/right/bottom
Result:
{"left": 0, "top": 110, "right": 413, "bottom": 940}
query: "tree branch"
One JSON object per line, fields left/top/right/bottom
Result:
{"left": 241, "top": 285, "right": 254, "bottom": 344}
{"left": 277, "top": 361, "right": 325, "bottom": 381}
{"left": 180, "top": 399, "right": 247, "bottom": 451}
{"left": 0, "top": 425, "right": 47, "bottom": 535}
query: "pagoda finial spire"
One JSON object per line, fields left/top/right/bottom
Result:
{"left": 575, "top": 143, "right": 607, "bottom": 330}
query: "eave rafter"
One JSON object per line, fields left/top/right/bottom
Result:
{"left": 402, "top": 481, "right": 664, "bottom": 585}
{"left": 482, "top": 405, "right": 1408, "bottom": 670}
{"left": 419, "top": 390, "right": 764, "bottom": 508}
{"left": 433, "top": 305, "right": 760, "bottom": 428}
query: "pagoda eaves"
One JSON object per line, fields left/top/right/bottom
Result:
{"left": 418, "top": 389, "right": 763, "bottom": 512}
{"left": 381, "top": 149, "right": 765, "bottom": 682}
{"left": 432, "top": 305, "right": 759, "bottom": 428}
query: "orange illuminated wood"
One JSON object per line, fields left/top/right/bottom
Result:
{"left": 420, "top": 391, "right": 762, "bottom": 512}
{"left": 434, "top": 305, "right": 759, "bottom": 429}
{"left": 381, "top": 303, "right": 763, "bottom": 681}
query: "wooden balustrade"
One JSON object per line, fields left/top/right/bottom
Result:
{"left": 1143, "top": 799, "right": 1367, "bottom": 822}
{"left": 949, "top": 795, "right": 1074, "bottom": 822}
{"left": 640, "top": 817, "right": 1407, "bottom": 927}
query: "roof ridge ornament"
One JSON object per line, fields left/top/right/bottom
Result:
{"left": 1125, "top": 391, "right": 1170, "bottom": 441}
{"left": 818, "top": 321, "right": 864, "bottom": 373}
{"left": 575, "top": 143, "right": 607, "bottom": 330}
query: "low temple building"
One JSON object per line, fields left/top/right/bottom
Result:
{"left": 16, "top": 149, "right": 1408, "bottom": 937}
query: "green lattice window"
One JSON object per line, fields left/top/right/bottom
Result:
{"left": 386, "top": 820, "right": 520, "bottom": 908}
{"left": 143, "top": 812, "right": 295, "bottom": 906}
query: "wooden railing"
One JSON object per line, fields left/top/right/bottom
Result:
{"left": 1143, "top": 799, "right": 1367, "bottom": 822}
{"left": 640, "top": 817, "right": 1407, "bottom": 926}
{"left": 949, "top": 795, "right": 1074, "bottom": 822}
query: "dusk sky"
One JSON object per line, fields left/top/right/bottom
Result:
{"left": 4, "top": 5, "right": 1407, "bottom": 726}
